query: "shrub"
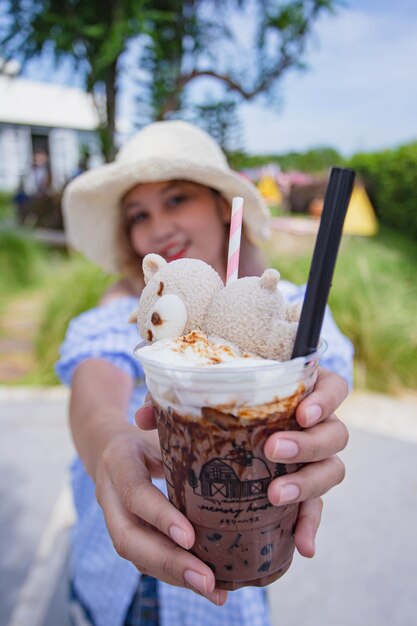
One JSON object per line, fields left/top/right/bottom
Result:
{"left": 229, "top": 146, "right": 344, "bottom": 173}
{"left": 31, "top": 257, "right": 114, "bottom": 384}
{"left": 0, "top": 228, "right": 45, "bottom": 293}
{"left": 0, "top": 191, "right": 14, "bottom": 222}
{"left": 349, "top": 142, "right": 417, "bottom": 240}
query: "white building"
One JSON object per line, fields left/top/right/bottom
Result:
{"left": 0, "top": 73, "right": 103, "bottom": 192}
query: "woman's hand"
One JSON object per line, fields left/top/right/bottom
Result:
{"left": 94, "top": 421, "right": 228, "bottom": 605}
{"left": 136, "top": 368, "right": 349, "bottom": 562}
{"left": 70, "top": 360, "right": 227, "bottom": 605}
{"left": 263, "top": 367, "right": 349, "bottom": 557}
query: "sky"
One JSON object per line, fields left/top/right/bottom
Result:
{"left": 238, "top": 0, "right": 417, "bottom": 155}
{"left": 17, "top": 0, "right": 417, "bottom": 157}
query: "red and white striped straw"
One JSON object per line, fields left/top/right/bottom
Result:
{"left": 226, "top": 196, "right": 243, "bottom": 284}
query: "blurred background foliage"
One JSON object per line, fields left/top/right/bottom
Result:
{"left": 229, "top": 146, "right": 345, "bottom": 172}
{"left": 349, "top": 142, "right": 417, "bottom": 241}
{"left": 31, "top": 258, "right": 114, "bottom": 385}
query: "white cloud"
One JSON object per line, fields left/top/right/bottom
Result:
{"left": 240, "top": 7, "right": 417, "bottom": 155}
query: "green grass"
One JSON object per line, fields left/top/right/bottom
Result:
{"left": 0, "top": 228, "right": 51, "bottom": 329}
{"left": 0, "top": 191, "right": 14, "bottom": 222}
{"left": 0, "top": 228, "right": 47, "bottom": 294}
{"left": 268, "top": 227, "right": 417, "bottom": 393}
{"left": 24, "top": 255, "right": 114, "bottom": 385}
{"left": 0, "top": 227, "right": 69, "bottom": 328}
{"left": 0, "top": 225, "right": 114, "bottom": 385}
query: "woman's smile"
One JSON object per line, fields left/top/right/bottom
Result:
{"left": 160, "top": 241, "right": 190, "bottom": 262}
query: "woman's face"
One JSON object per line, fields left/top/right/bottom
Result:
{"left": 122, "top": 180, "right": 230, "bottom": 278}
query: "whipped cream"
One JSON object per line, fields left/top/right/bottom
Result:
{"left": 137, "top": 330, "right": 278, "bottom": 368}
{"left": 135, "top": 331, "right": 318, "bottom": 420}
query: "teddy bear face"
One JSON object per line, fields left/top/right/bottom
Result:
{"left": 137, "top": 254, "right": 223, "bottom": 342}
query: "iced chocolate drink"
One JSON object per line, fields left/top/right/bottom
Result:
{"left": 135, "top": 331, "right": 320, "bottom": 590}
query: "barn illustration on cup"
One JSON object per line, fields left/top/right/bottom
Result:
{"left": 188, "top": 445, "right": 280, "bottom": 501}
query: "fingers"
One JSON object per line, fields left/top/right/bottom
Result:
{"left": 267, "top": 455, "right": 345, "bottom": 506}
{"left": 264, "top": 414, "right": 349, "bottom": 464}
{"left": 264, "top": 370, "right": 349, "bottom": 513}
{"left": 96, "top": 432, "right": 227, "bottom": 604}
{"left": 101, "top": 485, "right": 227, "bottom": 605}
{"left": 294, "top": 498, "right": 323, "bottom": 558}
{"left": 135, "top": 393, "right": 157, "bottom": 430}
{"left": 296, "top": 368, "right": 349, "bottom": 428}
{"left": 103, "top": 449, "right": 196, "bottom": 551}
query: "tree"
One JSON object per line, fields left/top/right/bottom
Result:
{"left": 0, "top": 0, "right": 168, "bottom": 159}
{"left": 138, "top": 0, "right": 339, "bottom": 138}
{"left": 193, "top": 98, "right": 242, "bottom": 155}
{"left": 0, "top": 0, "right": 338, "bottom": 159}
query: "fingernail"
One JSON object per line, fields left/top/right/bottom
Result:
{"left": 279, "top": 484, "right": 300, "bottom": 503}
{"left": 184, "top": 569, "right": 208, "bottom": 594}
{"left": 216, "top": 590, "right": 228, "bottom": 605}
{"left": 305, "top": 404, "right": 322, "bottom": 426}
{"left": 143, "top": 400, "right": 153, "bottom": 408}
{"left": 272, "top": 439, "right": 299, "bottom": 459}
{"left": 206, "top": 589, "right": 227, "bottom": 605}
{"left": 169, "top": 525, "right": 188, "bottom": 549}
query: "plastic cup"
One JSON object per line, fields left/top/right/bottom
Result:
{"left": 135, "top": 345, "right": 322, "bottom": 590}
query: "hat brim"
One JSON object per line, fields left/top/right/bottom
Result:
{"left": 63, "top": 157, "right": 271, "bottom": 274}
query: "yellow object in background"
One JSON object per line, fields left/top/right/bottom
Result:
{"left": 343, "top": 185, "right": 378, "bottom": 236}
{"left": 257, "top": 176, "right": 282, "bottom": 204}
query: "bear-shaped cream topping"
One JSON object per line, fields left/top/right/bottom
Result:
{"left": 131, "top": 254, "right": 301, "bottom": 362}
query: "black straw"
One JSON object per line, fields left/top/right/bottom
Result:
{"left": 291, "top": 167, "right": 355, "bottom": 359}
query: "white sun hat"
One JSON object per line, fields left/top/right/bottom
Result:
{"left": 62, "top": 120, "right": 271, "bottom": 274}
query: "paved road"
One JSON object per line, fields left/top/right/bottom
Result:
{"left": 1, "top": 388, "right": 417, "bottom": 626}
{"left": 269, "top": 393, "right": 417, "bottom": 626}
{"left": 0, "top": 387, "right": 74, "bottom": 626}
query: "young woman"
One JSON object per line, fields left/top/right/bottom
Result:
{"left": 58, "top": 121, "right": 351, "bottom": 626}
